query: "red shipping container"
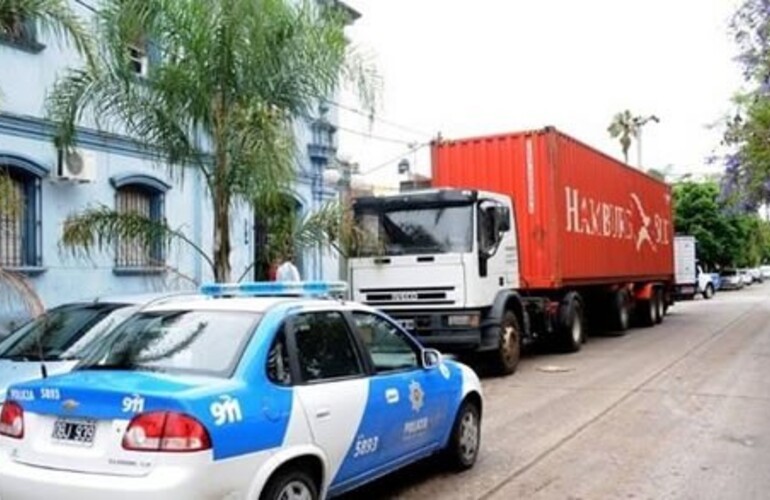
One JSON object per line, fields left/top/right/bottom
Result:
{"left": 431, "top": 127, "right": 674, "bottom": 290}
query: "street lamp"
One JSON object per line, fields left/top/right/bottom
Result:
{"left": 633, "top": 115, "right": 660, "bottom": 168}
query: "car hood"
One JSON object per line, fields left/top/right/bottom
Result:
{"left": 0, "top": 359, "right": 78, "bottom": 403}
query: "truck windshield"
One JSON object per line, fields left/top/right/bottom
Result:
{"left": 355, "top": 205, "right": 473, "bottom": 256}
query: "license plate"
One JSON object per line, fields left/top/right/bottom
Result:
{"left": 397, "top": 319, "right": 415, "bottom": 331}
{"left": 52, "top": 418, "right": 97, "bottom": 447}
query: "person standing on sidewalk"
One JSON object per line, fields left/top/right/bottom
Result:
{"left": 275, "top": 250, "right": 301, "bottom": 282}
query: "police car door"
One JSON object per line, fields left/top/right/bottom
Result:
{"left": 287, "top": 310, "right": 372, "bottom": 488}
{"left": 348, "top": 311, "right": 453, "bottom": 466}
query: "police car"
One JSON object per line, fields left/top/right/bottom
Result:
{"left": 0, "top": 282, "right": 483, "bottom": 500}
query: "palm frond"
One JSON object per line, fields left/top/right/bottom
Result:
{"left": 60, "top": 206, "right": 215, "bottom": 272}
{"left": 0, "top": 0, "right": 94, "bottom": 61}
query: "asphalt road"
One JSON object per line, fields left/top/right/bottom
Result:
{"left": 343, "top": 284, "right": 770, "bottom": 500}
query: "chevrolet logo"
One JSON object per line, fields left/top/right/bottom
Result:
{"left": 61, "top": 399, "right": 79, "bottom": 411}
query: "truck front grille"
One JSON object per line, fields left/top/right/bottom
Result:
{"left": 360, "top": 286, "right": 455, "bottom": 306}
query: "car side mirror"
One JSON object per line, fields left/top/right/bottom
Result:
{"left": 421, "top": 348, "right": 442, "bottom": 369}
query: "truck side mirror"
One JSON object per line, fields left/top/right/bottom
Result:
{"left": 496, "top": 206, "right": 511, "bottom": 232}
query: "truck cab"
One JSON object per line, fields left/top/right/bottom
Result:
{"left": 349, "top": 189, "right": 522, "bottom": 372}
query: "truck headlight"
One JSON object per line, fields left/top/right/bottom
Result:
{"left": 447, "top": 314, "right": 480, "bottom": 327}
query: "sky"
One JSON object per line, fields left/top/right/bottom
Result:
{"left": 335, "top": 0, "right": 746, "bottom": 191}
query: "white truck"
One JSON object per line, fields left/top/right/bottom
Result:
{"left": 674, "top": 235, "right": 716, "bottom": 300}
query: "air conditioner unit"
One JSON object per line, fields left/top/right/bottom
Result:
{"left": 57, "top": 148, "right": 96, "bottom": 183}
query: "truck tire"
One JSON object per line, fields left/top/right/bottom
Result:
{"left": 703, "top": 283, "right": 714, "bottom": 300}
{"left": 637, "top": 292, "right": 658, "bottom": 328}
{"left": 487, "top": 311, "right": 521, "bottom": 376}
{"left": 609, "top": 289, "right": 631, "bottom": 335}
{"left": 557, "top": 292, "right": 584, "bottom": 353}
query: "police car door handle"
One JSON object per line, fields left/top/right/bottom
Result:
{"left": 385, "top": 388, "right": 399, "bottom": 404}
{"left": 315, "top": 408, "right": 331, "bottom": 419}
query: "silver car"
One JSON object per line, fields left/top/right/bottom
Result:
{"left": 720, "top": 270, "right": 744, "bottom": 290}
{"left": 0, "top": 292, "right": 195, "bottom": 408}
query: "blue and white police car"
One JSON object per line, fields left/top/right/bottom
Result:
{"left": 0, "top": 282, "right": 483, "bottom": 500}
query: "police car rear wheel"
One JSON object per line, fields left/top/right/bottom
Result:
{"left": 262, "top": 469, "right": 318, "bottom": 500}
{"left": 446, "top": 401, "right": 481, "bottom": 470}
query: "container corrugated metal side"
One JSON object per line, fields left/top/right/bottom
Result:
{"left": 431, "top": 127, "right": 674, "bottom": 290}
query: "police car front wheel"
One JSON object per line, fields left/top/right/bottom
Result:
{"left": 261, "top": 468, "right": 319, "bottom": 500}
{"left": 445, "top": 400, "right": 481, "bottom": 470}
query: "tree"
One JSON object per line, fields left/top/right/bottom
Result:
{"left": 673, "top": 180, "right": 770, "bottom": 268}
{"left": 50, "top": 0, "right": 376, "bottom": 282}
{"left": 718, "top": 0, "right": 770, "bottom": 211}
{"left": 607, "top": 110, "right": 659, "bottom": 166}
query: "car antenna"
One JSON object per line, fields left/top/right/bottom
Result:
{"left": 35, "top": 317, "right": 48, "bottom": 379}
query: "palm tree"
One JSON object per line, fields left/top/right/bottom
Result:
{"left": 608, "top": 110, "right": 659, "bottom": 166}
{"left": 50, "top": 0, "right": 376, "bottom": 282}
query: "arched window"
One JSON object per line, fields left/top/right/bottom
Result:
{"left": 0, "top": 154, "right": 46, "bottom": 270}
{"left": 110, "top": 174, "right": 170, "bottom": 271}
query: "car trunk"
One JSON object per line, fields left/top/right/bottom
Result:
{"left": 4, "top": 370, "right": 220, "bottom": 476}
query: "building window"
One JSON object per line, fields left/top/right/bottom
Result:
{"left": 110, "top": 173, "right": 171, "bottom": 273}
{"left": 115, "top": 185, "right": 164, "bottom": 269}
{"left": 0, "top": 155, "right": 46, "bottom": 270}
{"left": 127, "top": 43, "right": 149, "bottom": 77}
{"left": 0, "top": 16, "right": 44, "bottom": 52}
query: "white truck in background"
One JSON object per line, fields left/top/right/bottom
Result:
{"left": 674, "top": 235, "right": 716, "bottom": 300}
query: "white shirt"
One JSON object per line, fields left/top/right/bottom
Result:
{"left": 276, "top": 261, "right": 301, "bottom": 282}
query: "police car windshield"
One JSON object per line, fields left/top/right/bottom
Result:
{"left": 0, "top": 303, "right": 127, "bottom": 361}
{"left": 76, "top": 310, "right": 261, "bottom": 377}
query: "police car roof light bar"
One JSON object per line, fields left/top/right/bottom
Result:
{"left": 200, "top": 281, "right": 348, "bottom": 298}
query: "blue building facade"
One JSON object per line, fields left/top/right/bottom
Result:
{"left": 0, "top": 1, "right": 342, "bottom": 326}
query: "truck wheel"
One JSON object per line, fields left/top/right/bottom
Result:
{"left": 444, "top": 400, "right": 481, "bottom": 471}
{"left": 609, "top": 289, "right": 631, "bottom": 335}
{"left": 557, "top": 293, "right": 584, "bottom": 353}
{"left": 703, "top": 284, "right": 714, "bottom": 300}
{"left": 488, "top": 311, "right": 521, "bottom": 376}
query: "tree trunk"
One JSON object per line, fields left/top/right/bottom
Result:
{"left": 213, "top": 189, "right": 231, "bottom": 282}
{"left": 212, "top": 93, "right": 231, "bottom": 283}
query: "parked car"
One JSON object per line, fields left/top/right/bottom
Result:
{"left": 750, "top": 267, "right": 764, "bottom": 283}
{"left": 761, "top": 265, "right": 770, "bottom": 281}
{"left": 720, "top": 270, "right": 745, "bottom": 290}
{"left": 0, "top": 292, "right": 195, "bottom": 410}
{"left": 0, "top": 282, "right": 483, "bottom": 500}
{"left": 739, "top": 269, "right": 754, "bottom": 286}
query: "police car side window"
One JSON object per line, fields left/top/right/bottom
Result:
{"left": 267, "top": 330, "right": 292, "bottom": 386}
{"left": 352, "top": 312, "right": 419, "bottom": 373}
{"left": 293, "top": 311, "right": 363, "bottom": 382}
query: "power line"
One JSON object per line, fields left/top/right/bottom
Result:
{"left": 73, "top": 0, "right": 97, "bottom": 13}
{"left": 335, "top": 124, "right": 417, "bottom": 146}
{"left": 362, "top": 142, "right": 430, "bottom": 175}
{"left": 327, "top": 100, "right": 434, "bottom": 138}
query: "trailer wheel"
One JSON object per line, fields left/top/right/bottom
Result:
{"left": 609, "top": 289, "right": 631, "bottom": 335}
{"left": 654, "top": 288, "right": 665, "bottom": 324}
{"left": 488, "top": 311, "right": 521, "bottom": 376}
{"left": 637, "top": 293, "right": 657, "bottom": 328}
{"left": 557, "top": 292, "right": 584, "bottom": 353}
{"left": 703, "top": 283, "right": 715, "bottom": 300}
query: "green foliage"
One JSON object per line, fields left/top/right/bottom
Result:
{"left": 674, "top": 181, "right": 770, "bottom": 268}
{"left": 49, "top": 0, "right": 376, "bottom": 282}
